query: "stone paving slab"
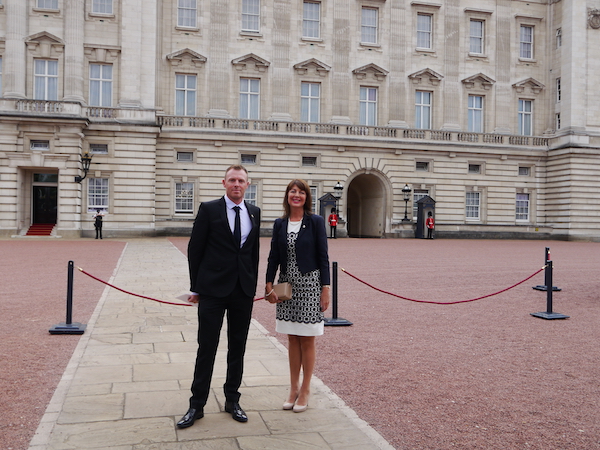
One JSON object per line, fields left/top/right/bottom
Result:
{"left": 28, "top": 238, "right": 394, "bottom": 450}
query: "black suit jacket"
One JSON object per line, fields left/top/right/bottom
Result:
{"left": 188, "top": 197, "right": 261, "bottom": 298}
{"left": 266, "top": 214, "right": 330, "bottom": 286}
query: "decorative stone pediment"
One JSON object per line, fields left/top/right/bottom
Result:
{"left": 166, "top": 48, "right": 207, "bottom": 69}
{"left": 408, "top": 68, "right": 444, "bottom": 86}
{"left": 352, "top": 63, "right": 388, "bottom": 81}
{"left": 293, "top": 58, "right": 331, "bottom": 76}
{"left": 84, "top": 45, "right": 121, "bottom": 63}
{"left": 512, "top": 77, "right": 545, "bottom": 94}
{"left": 26, "top": 32, "right": 64, "bottom": 57}
{"left": 462, "top": 73, "right": 496, "bottom": 90}
{"left": 232, "top": 53, "right": 270, "bottom": 72}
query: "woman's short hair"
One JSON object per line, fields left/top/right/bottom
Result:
{"left": 283, "top": 179, "right": 313, "bottom": 218}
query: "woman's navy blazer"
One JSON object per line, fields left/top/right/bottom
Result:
{"left": 266, "top": 213, "right": 330, "bottom": 286}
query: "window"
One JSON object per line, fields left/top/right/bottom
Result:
{"left": 413, "top": 189, "right": 429, "bottom": 219}
{"left": 175, "top": 182, "right": 194, "bottom": 213}
{"left": 89, "top": 64, "right": 113, "bottom": 107}
{"left": 556, "top": 28, "right": 562, "bottom": 49}
{"left": 37, "top": 0, "right": 58, "bottom": 9}
{"left": 239, "top": 78, "right": 260, "bottom": 119}
{"left": 310, "top": 186, "right": 318, "bottom": 213}
{"left": 177, "top": 0, "right": 196, "bottom": 28}
{"left": 177, "top": 151, "right": 194, "bottom": 162}
{"left": 518, "top": 166, "right": 530, "bottom": 176}
{"left": 469, "top": 19, "right": 484, "bottom": 54}
{"left": 417, "top": 14, "right": 432, "bottom": 49}
{"left": 30, "top": 140, "right": 50, "bottom": 151}
{"left": 244, "top": 184, "right": 257, "bottom": 206}
{"left": 518, "top": 99, "right": 533, "bottom": 136}
{"left": 415, "top": 91, "right": 431, "bottom": 129}
{"left": 556, "top": 78, "right": 561, "bottom": 102}
{"left": 34, "top": 60, "right": 58, "bottom": 100}
{"left": 92, "top": 0, "right": 112, "bottom": 14}
{"left": 88, "top": 178, "right": 109, "bottom": 212}
{"left": 90, "top": 143, "right": 109, "bottom": 154}
{"left": 361, "top": 7, "right": 378, "bottom": 44}
{"left": 302, "top": 156, "right": 317, "bottom": 167}
{"left": 468, "top": 164, "right": 481, "bottom": 174}
{"left": 301, "top": 82, "right": 320, "bottom": 123}
{"left": 465, "top": 191, "right": 480, "bottom": 220}
{"left": 416, "top": 161, "right": 429, "bottom": 172}
{"left": 0, "top": 57, "right": 2, "bottom": 95}
{"left": 519, "top": 25, "right": 533, "bottom": 59}
{"left": 175, "top": 74, "right": 196, "bottom": 116}
{"left": 555, "top": 113, "right": 561, "bottom": 131}
{"left": 241, "top": 154, "right": 256, "bottom": 165}
{"left": 516, "top": 193, "right": 530, "bottom": 221}
{"left": 359, "top": 87, "right": 377, "bottom": 126}
{"left": 242, "top": 0, "right": 260, "bottom": 32}
{"left": 303, "top": 2, "right": 320, "bottom": 39}
{"left": 468, "top": 95, "right": 483, "bottom": 133}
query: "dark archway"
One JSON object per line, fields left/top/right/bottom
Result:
{"left": 346, "top": 173, "right": 386, "bottom": 238}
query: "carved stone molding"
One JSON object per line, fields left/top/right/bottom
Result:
{"left": 589, "top": 9, "right": 600, "bottom": 29}
{"left": 231, "top": 53, "right": 270, "bottom": 72}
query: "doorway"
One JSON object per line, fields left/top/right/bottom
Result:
{"left": 32, "top": 173, "right": 58, "bottom": 224}
{"left": 346, "top": 173, "right": 386, "bottom": 238}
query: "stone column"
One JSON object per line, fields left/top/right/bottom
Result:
{"left": 63, "top": 0, "right": 85, "bottom": 103}
{"left": 207, "top": 0, "right": 231, "bottom": 117}
{"left": 269, "top": 0, "right": 292, "bottom": 121}
{"left": 331, "top": 0, "right": 351, "bottom": 124}
{"left": 494, "top": 0, "right": 512, "bottom": 134}
{"left": 387, "top": 2, "right": 408, "bottom": 128}
{"left": 3, "top": 0, "right": 27, "bottom": 98}
{"left": 441, "top": 0, "right": 461, "bottom": 131}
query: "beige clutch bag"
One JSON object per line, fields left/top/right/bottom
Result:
{"left": 273, "top": 282, "right": 292, "bottom": 301}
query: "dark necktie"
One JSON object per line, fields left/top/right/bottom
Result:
{"left": 233, "top": 206, "right": 241, "bottom": 248}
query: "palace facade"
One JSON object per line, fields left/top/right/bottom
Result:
{"left": 1, "top": 0, "right": 599, "bottom": 240}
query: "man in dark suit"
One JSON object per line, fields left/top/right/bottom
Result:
{"left": 177, "top": 165, "right": 261, "bottom": 428}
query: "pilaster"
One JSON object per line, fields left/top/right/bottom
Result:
{"left": 63, "top": 0, "right": 85, "bottom": 103}
{"left": 3, "top": 0, "right": 27, "bottom": 98}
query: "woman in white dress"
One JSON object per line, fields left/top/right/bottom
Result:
{"left": 265, "top": 179, "right": 331, "bottom": 413}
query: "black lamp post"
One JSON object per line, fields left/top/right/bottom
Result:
{"left": 402, "top": 183, "right": 412, "bottom": 221}
{"left": 75, "top": 151, "right": 93, "bottom": 183}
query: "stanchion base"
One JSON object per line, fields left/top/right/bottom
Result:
{"left": 49, "top": 322, "right": 87, "bottom": 335}
{"left": 530, "top": 312, "right": 569, "bottom": 320}
{"left": 324, "top": 317, "right": 353, "bottom": 327}
{"left": 532, "top": 285, "right": 562, "bottom": 292}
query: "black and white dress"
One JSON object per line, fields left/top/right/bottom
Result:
{"left": 275, "top": 220, "right": 324, "bottom": 336}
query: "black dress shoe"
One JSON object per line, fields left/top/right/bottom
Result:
{"left": 224, "top": 401, "right": 248, "bottom": 422}
{"left": 176, "top": 407, "right": 204, "bottom": 429}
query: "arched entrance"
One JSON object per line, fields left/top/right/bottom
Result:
{"left": 346, "top": 172, "right": 387, "bottom": 238}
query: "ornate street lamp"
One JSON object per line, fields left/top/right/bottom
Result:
{"left": 402, "top": 183, "right": 412, "bottom": 221}
{"left": 75, "top": 151, "right": 93, "bottom": 183}
{"left": 333, "top": 180, "right": 343, "bottom": 199}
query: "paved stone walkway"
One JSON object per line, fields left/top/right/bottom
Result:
{"left": 28, "top": 238, "right": 393, "bottom": 450}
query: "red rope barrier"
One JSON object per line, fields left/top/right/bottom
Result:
{"left": 341, "top": 266, "right": 546, "bottom": 305}
{"left": 77, "top": 266, "right": 266, "bottom": 306}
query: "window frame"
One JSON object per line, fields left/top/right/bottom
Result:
{"left": 361, "top": 7, "right": 378, "bottom": 45}
{"left": 468, "top": 94, "right": 484, "bottom": 133}
{"left": 239, "top": 77, "right": 260, "bottom": 119}
{"left": 89, "top": 63, "right": 113, "bottom": 107}
{"left": 359, "top": 86, "right": 378, "bottom": 126}
{"left": 37, "top": 0, "right": 58, "bottom": 10}
{"left": 175, "top": 181, "right": 195, "bottom": 214}
{"left": 244, "top": 183, "right": 258, "bottom": 206}
{"left": 242, "top": 0, "right": 260, "bottom": 33}
{"left": 302, "top": 1, "right": 321, "bottom": 40}
{"left": 34, "top": 59, "right": 59, "bottom": 101}
{"left": 416, "top": 13, "right": 433, "bottom": 50}
{"left": 518, "top": 99, "right": 533, "bottom": 136}
{"left": 177, "top": 0, "right": 197, "bottom": 29}
{"left": 301, "top": 81, "right": 321, "bottom": 123}
{"left": 92, "top": 0, "right": 113, "bottom": 15}
{"left": 465, "top": 191, "right": 480, "bottom": 221}
{"left": 469, "top": 19, "right": 484, "bottom": 55}
{"left": 515, "top": 193, "right": 530, "bottom": 222}
{"left": 87, "top": 177, "right": 110, "bottom": 213}
{"left": 556, "top": 77, "right": 561, "bottom": 103}
{"left": 519, "top": 24, "right": 534, "bottom": 59}
{"left": 175, "top": 73, "right": 197, "bottom": 116}
{"left": 415, "top": 90, "right": 432, "bottom": 130}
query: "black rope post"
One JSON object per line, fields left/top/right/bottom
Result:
{"left": 324, "top": 262, "right": 353, "bottom": 326}
{"left": 533, "top": 247, "right": 561, "bottom": 291}
{"left": 49, "top": 261, "right": 87, "bottom": 335}
{"left": 531, "top": 260, "right": 569, "bottom": 320}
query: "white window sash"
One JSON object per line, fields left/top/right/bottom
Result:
{"left": 34, "top": 60, "right": 58, "bottom": 101}
{"left": 175, "top": 74, "right": 197, "bottom": 116}
{"left": 417, "top": 14, "right": 432, "bottom": 49}
{"left": 177, "top": 0, "right": 197, "bottom": 28}
{"left": 301, "top": 82, "right": 320, "bottom": 122}
{"left": 239, "top": 78, "right": 260, "bottom": 119}
{"left": 175, "top": 182, "right": 194, "bottom": 213}
{"left": 242, "top": 0, "right": 260, "bottom": 32}
{"left": 302, "top": 2, "right": 320, "bottom": 39}
{"left": 520, "top": 25, "right": 533, "bottom": 59}
{"left": 92, "top": 0, "right": 113, "bottom": 14}
{"left": 359, "top": 87, "right": 377, "bottom": 126}
{"left": 468, "top": 95, "right": 483, "bottom": 133}
{"left": 415, "top": 91, "right": 431, "bottom": 129}
{"left": 361, "top": 8, "right": 378, "bottom": 44}
{"left": 469, "top": 20, "right": 484, "bottom": 54}
{"left": 516, "top": 193, "right": 530, "bottom": 221}
{"left": 465, "top": 192, "right": 480, "bottom": 220}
